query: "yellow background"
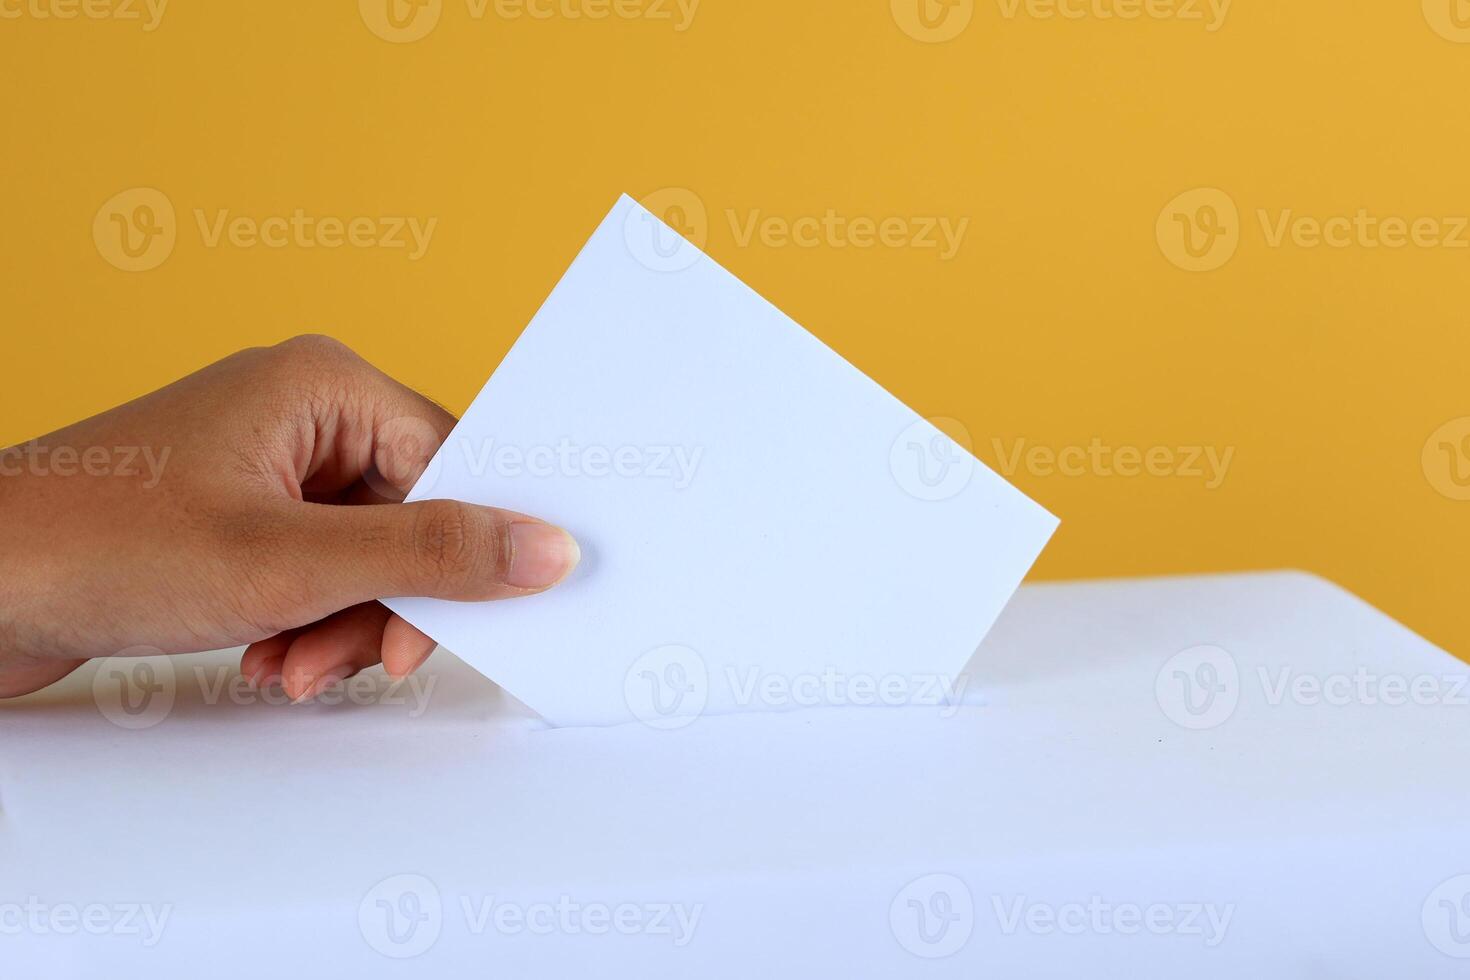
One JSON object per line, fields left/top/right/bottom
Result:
{"left": 2, "top": 0, "right": 1466, "bottom": 657}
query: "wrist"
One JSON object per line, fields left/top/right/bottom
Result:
{"left": 0, "top": 472, "right": 46, "bottom": 662}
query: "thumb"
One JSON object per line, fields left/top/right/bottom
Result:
{"left": 281, "top": 499, "right": 581, "bottom": 613}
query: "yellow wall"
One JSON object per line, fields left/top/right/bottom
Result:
{"left": 3, "top": 1, "right": 1466, "bottom": 656}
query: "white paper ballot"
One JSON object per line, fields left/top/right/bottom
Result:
{"left": 384, "top": 194, "right": 1058, "bottom": 727}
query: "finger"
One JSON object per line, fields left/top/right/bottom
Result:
{"left": 241, "top": 631, "right": 298, "bottom": 688}
{"left": 0, "top": 657, "right": 84, "bottom": 700}
{"left": 381, "top": 614, "right": 437, "bottom": 679}
{"left": 251, "top": 652, "right": 287, "bottom": 692}
{"left": 272, "top": 499, "right": 580, "bottom": 620}
{"left": 274, "top": 337, "right": 458, "bottom": 499}
{"left": 280, "top": 603, "right": 392, "bottom": 703}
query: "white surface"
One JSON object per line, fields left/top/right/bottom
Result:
{"left": 2, "top": 572, "right": 1468, "bottom": 977}
{"left": 384, "top": 194, "right": 1058, "bottom": 726}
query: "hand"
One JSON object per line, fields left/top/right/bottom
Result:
{"left": 0, "top": 335, "right": 580, "bottom": 700}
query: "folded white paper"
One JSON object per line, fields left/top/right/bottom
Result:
{"left": 384, "top": 194, "right": 1058, "bottom": 726}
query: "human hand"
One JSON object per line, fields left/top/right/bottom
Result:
{"left": 0, "top": 335, "right": 580, "bottom": 700}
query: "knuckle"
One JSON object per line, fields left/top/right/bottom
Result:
{"left": 409, "top": 501, "right": 509, "bottom": 592}
{"left": 276, "top": 333, "right": 353, "bottom": 361}
{"left": 261, "top": 335, "right": 366, "bottom": 423}
{"left": 268, "top": 335, "right": 363, "bottom": 388}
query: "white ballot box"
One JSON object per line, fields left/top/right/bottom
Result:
{"left": 2, "top": 571, "right": 1467, "bottom": 978}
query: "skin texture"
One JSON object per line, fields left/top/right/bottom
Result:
{"left": 0, "top": 335, "right": 580, "bottom": 701}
